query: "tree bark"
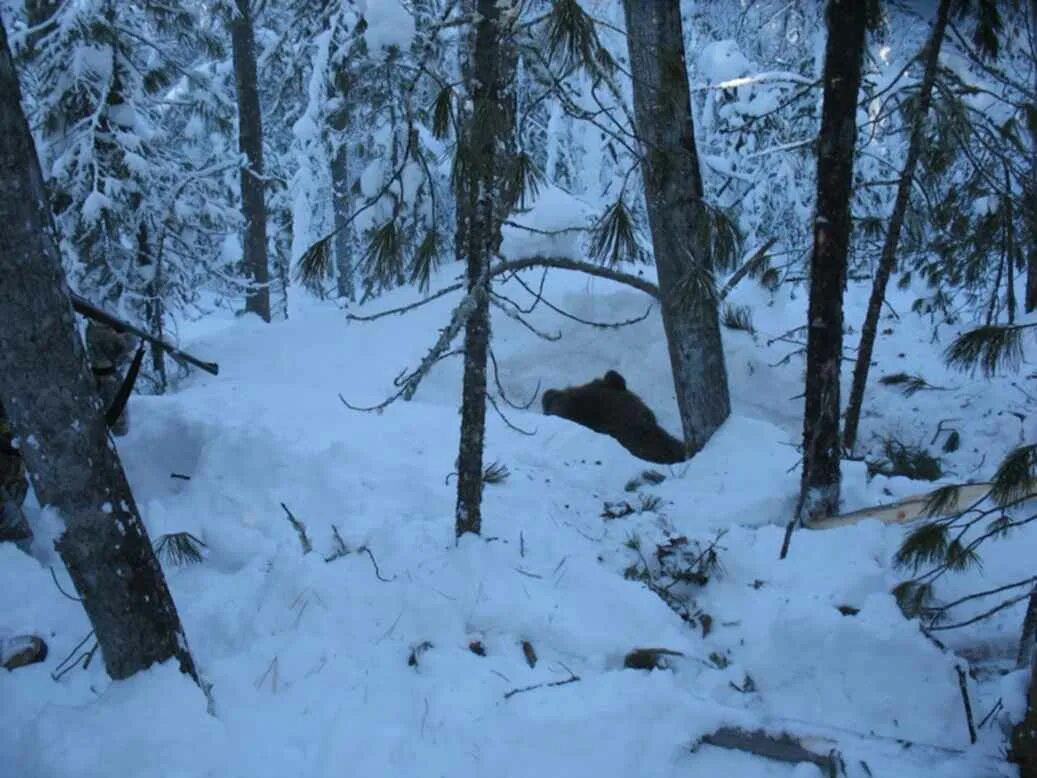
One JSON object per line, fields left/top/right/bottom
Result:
{"left": 1012, "top": 613, "right": 1037, "bottom": 778}
{"left": 230, "top": 0, "right": 271, "bottom": 323}
{"left": 0, "top": 19, "right": 197, "bottom": 682}
{"left": 1026, "top": 0, "right": 1037, "bottom": 314}
{"left": 454, "top": 0, "right": 514, "bottom": 538}
{"left": 622, "top": 0, "right": 730, "bottom": 455}
{"left": 330, "top": 129, "right": 354, "bottom": 301}
{"left": 842, "top": 0, "right": 951, "bottom": 453}
{"left": 329, "top": 56, "right": 355, "bottom": 301}
{"left": 797, "top": 0, "right": 867, "bottom": 524}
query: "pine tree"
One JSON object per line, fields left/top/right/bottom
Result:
{"left": 796, "top": 0, "right": 868, "bottom": 524}
{"left": 18, "top": 0, "right": 239, "bottom": 391}
{"left": 0, "top": 17, "right": 197, "bottom": 682}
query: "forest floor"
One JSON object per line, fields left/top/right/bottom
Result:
{"left": 0, "top": 259, "right": 1032, "bottom": 777}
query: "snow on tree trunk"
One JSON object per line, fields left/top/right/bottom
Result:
{"left": 842, "top": 0, "right": 952, "bottom": 453}
{"left": 0, "top": 21, "right": 197, "bottom": 683}
{"left": 231, "top": 0, "right": 272, "bottom": 323}
{"left": 621, "top": 0, "right": 730, "bottom": 455}
{"left": 454, "top": 0, "right": 514, "bottom": 539}
{"left": 329, "top": 95, "right": 355, "bottom": 301}
{"left": 796, "top": 0, "right": 867, "bottom": 525}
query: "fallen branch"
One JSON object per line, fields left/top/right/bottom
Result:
{"left": 360, "top": 546, "right": 393, "bottom": 582}
{"left": 718, "top": 237, "right": 778, "bottom": 301}
{"left": 492, "top": 255, "right": 660, "bottom": 298}
{"left": 503, "top": 671, "right": 580, "bottom": 699}
{"left": 696, "top": 727, "right": 841, "bottom": 777}
{"left": 70, "top": 293, "right": 219, "bottom": 376}
{"left": 956, "top": 665, "right": 977, "bottom": 745}
{"left": 280, "top": 503, "right": 312, "bottom": 555}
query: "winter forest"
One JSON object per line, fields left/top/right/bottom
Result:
{"left": 0, "top": 0, "right": 1036, "bottom": 775}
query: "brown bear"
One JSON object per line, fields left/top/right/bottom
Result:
{"left": 541, "top": 370, "right": 687, "bottom": 464}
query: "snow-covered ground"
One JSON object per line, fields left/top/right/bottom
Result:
{"left": 0, "top": 259, "right": 1031, "bottom": 777}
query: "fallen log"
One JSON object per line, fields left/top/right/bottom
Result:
{"left": 805, "top": 482, "right": 993, "bottom": 530}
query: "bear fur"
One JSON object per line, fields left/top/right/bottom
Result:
{"left": 541, "top": 370, "right": 687, "bottom": 464}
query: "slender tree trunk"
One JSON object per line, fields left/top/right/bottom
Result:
{"left": 1006, "top": 168, "right": 1017, "bottom": 324}
{"left": 1026, "top": 0, "right": 1037, "bottom": 313}
{"left": 622, "top": 0, "right": 730, "bottom": 455}
{"left": 230, "top": 0, "right": 271, "bottom": 322}
{"left": 0, "top": 20, "right": 197, "bottom": 682}
{"left": 454, "top": 0, "right": 514, "bottom": 538}
{"left": 329, "top": 71, "right": 355, "bottom": 301}
{"left": 842, "top": 0, "right": 951, "bottom": 453}
{"left": 1013, "top": 590, "right": 1037, "bottom": 778}
{"left": 797, "top": 0, "right": 867, "bottom": 524}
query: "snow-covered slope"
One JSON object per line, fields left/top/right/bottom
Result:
{"left": 0, "top": 262, "right": 1029, "bottom": 778}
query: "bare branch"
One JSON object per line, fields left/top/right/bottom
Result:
{"left": 493, "top": 255, "right": 660, "bottom": 298}
{"left": 718, "top": 237, "right": 778, "bottom": 301}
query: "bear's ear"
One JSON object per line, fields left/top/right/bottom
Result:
{"left": 602, "top": 370, "right": 626, "bottom": 391}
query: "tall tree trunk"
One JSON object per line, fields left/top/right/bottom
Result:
{"left": 0, "top": 19, "right": 197, "bottom": 682}
{"left": 797, "top": 0, "right": 867, "bottom": 524}
{"left": 230, "top": 0, "right": 271, "bottom": 323}
{"left": 329, "top": 74, "right": 355, "bottom": 301}
{"left": 1026, "top": 0, "right": 1037, "bottom": 314}
{"left": 622, "top": 0, "right": 730, "bottom": 455}
{"left": 842, "top": 0, "right": 951, "bottom": 453}
{"left": 454, "top": 0, "right": 513, "bottom": 538}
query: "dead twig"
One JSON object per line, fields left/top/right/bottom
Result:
{"left": 360, "top": 546, "right": 393, "bottom": 582}
{"left": 718, "top": 237, "right": 778, "bottom": 301}
{"left": 956, "top": 665, "right": 977, "bottom": 744}
{"left": 503, "top": 671, "right": 580, "bottom": 699}
{"left": 280, "top": 503, "right": 313, "bottom": 555}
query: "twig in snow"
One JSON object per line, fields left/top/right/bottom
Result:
{"left": 49, "top": 567, "right": 82, "bottom": 602}
{"left": 503, "top": 671, "right": 580, "bottom": 699}
{"left": 978, "top": 698, "right": 1003, "bottom": 730}
{"left": 489, "top": 347, "right": 539, "bottom": 410}
{"left": 360, "top": 546, "right": 393, "bottom": 582}
{"left": 280, "top": 503, "right": 312, "bottom": 555}
{"left": 956, "top": 665, "right": 977, "bottom": 744}
{"left": 51, "top": 631, "right": 96, "bottom": 681}
{"left": 779, "top": 520, "right": 796, "bottom": 560}
{"left": 325, "top": 524, "right": 350, "bottom": 563}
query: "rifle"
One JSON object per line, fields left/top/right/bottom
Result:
{"left": 69, "top": 293, "right": 219, "bottom": 376}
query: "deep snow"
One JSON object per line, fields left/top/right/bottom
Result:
{"left": 0, "top": 257, "right": 1031, "bottom": 778}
